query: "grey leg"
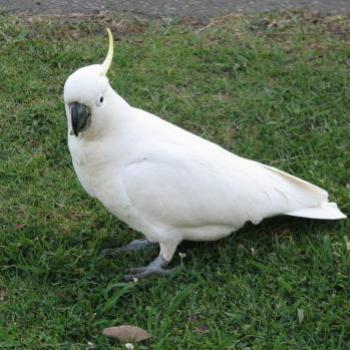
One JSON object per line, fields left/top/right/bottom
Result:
{"left": 117, "top": 239, "right": 158, "bottom": 252}
{"left": 124, "top": 255, "right": 179, "bottom": 281}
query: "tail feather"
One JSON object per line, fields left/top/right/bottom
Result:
{"left": 261, "top": 163, "right": 328, "bottom": 201}
{"left": 286, "top": 202, "right": 347, "bottom": 220}
{"left": 260, "top": 163, "right": 346, "bottom": 220}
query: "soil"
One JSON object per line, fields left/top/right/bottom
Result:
{"left": 1, "top": 0, "right": 350, "bottom": 18}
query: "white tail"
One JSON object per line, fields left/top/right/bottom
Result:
{"left": 259, "top": 163, "right": 346, "bottom": 220}
{"left": 286, "top": 202, "right": 347, "bottom": 220}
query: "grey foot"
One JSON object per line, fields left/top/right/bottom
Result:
{"left": 124, "top": 255, "right": 179, "bottom": 281}
{"left": 117, "top": 239, "right": 158, "bottom": 252}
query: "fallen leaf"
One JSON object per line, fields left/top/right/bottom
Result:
{"left": 15, "top": 224, "right": 26, "bottom": 230}
{"left": 194, "top": 324, "right": 210, "bottom": 334}
{"left": 102, "top": 325, "right": 151, "bottom": 343}
{"left": 297, "top": 308, "right": 304, "bottom": 324}
{"left": 344, "top": 236, "right": 350, "bottom": 251}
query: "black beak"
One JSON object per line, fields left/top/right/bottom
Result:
{"left": 70, "top": 102, "right": 91, "bottom": 136}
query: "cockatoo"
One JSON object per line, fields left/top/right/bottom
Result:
{"left": 64, "top": 29, "right": 346, "bottom": 281}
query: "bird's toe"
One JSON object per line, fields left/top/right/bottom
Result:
{"left": 124, "top": 266, "right": 180, "bottom": 282}
{"left": 128, "top": 267, "right": 147, "bottom": 274}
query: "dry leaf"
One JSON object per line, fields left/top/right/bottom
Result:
{"left": 102, "top": 325, "right": 151, "bottom": 343}
{"left": 15, "top": 223, "right": 26, "bottom": 230}
{"left": 344, "top": 236, "right": 350, "bottom": 251}
{"left": 194, "top": 324, "right": 210, "bottom": 334}
{"left": 297, "top": 308, "right": 304, "bottom": 324}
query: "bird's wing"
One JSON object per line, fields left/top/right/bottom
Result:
{"left": 120, "top": 142, "right": 330, "bottom": 231}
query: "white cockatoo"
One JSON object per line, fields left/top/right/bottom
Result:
{"left": 64, "top": 29, "right": 346, "bottom": 280}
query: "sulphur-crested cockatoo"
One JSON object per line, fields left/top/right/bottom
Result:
{"left": 64, "top": 29, "right": 346, "bottom": 280}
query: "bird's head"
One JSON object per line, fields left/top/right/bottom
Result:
{"left": 64, "top": 28, "right": 123, "bottom": 138}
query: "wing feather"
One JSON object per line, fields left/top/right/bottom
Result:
{"left": 121, "top": 143, "right": 331, "bottom": 231}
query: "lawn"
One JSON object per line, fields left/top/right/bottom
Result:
{"left": 0, "top": 10, "right": 349, "bottom": 349}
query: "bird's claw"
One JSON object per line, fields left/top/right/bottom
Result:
{"left": 124, "top": 254, "right": 179, "bottom": 281}
{"left": 124, "top": 266, "right": 179, "bottom": 281}
{"left": 127, "top": 267, "right": 146, "bottom": 274}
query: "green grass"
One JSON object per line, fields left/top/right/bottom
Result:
{"left": 1, "top": 11, "right": 350, "bottom": 349}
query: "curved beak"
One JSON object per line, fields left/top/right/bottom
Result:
{"left": 70, "top": 102, "right": 91, "bottom": 136}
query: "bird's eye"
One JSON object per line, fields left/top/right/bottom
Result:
{"left": 100, "top": 96, "right": 104, "bottom": 103}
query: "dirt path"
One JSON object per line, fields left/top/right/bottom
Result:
{"left": 1, "top": 0, "right": 350, "bottom": 18}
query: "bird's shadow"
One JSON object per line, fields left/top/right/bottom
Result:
{"left": 173, "top": 215, "right": 340, "bottom": 274}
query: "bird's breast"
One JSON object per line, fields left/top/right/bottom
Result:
{"left": 73, "top": 158, "right": 151, "bottom": 233}
{"left": 69, "top": 138, "right": 115, "bottom": 197}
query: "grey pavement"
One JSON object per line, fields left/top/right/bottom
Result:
{"left": 1, "top": 0, "right": 350, "bottom": 18}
